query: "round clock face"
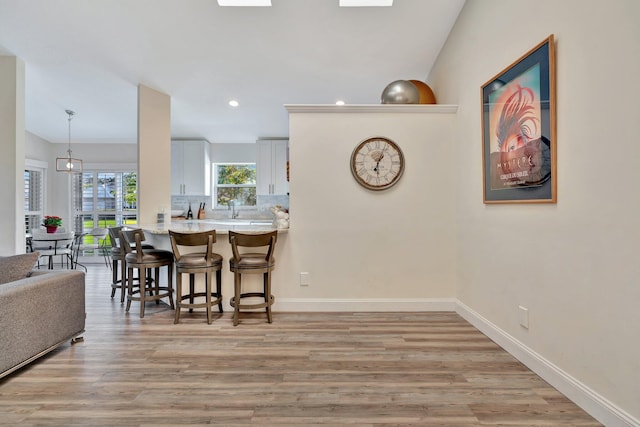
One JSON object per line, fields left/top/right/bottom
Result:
{"left": 350, "top": 137, "right": 405, "bottom": 190}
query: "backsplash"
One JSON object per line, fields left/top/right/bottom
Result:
{"left": 257, "top": 195, "right": 289, "bottom": 212}
{"left": 171, "top": 194, "right": 289, "bottom": 220}
{"left": 171, "top": 195, "right": 210, "bottom": 215}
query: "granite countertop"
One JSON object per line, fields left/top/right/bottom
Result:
{"left": 140, "top": 219, "right": 286, "bottom": 235}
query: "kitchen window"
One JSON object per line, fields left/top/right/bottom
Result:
{"left": 214, "top": 163, "right": 256, "bottom": 208}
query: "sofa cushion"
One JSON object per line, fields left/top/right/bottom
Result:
{"left": 0, "top": 252, "right": 40, "bottom": 285}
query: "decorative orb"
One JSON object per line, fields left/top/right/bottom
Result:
{"left": 409, "top": 80, "right": 437, "bottom": 104}
{"left": 380, "top": 80, "right": 420, "bottom": 104}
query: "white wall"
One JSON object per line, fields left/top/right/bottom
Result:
{"left": 280, "top": 106, "right": 457, "bottom": 308}
{"left": 210, "top": 142, "right": 256, "bottom": 163}
{"left": 138, "top": 85, "right": 171, "bottom": 224}
{"left": 25, "top": 131, "right": 52, "bottom": 162}
{"left": 0, "top": 56, "right": 25, "bottom": 255}
{"left": 430, "top": 0, "right": 640, "bottom": 422}
{"left": 66, "top": 142, "right": 137, "bottom": 165}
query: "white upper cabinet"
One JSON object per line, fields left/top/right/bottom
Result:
{"left": 257, "top": 139, "right": 289, "bottom": 196}
{"left": 171, "top": 140, "right": 211, "bottom": 195}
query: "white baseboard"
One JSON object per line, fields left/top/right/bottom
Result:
{"left": 274, "top": 297, "right": 457, "bottom": 312}
{"left": 456, "top": 301, "right": 639, "bottom": 427}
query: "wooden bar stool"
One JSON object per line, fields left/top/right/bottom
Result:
{"left": 169, "top": 230, "right": 223, "bottom": 324}
{"left": 108, "top": 226, "right": 126, "bottom": 302}
{"left": 108, "top": 226, "right": 154, "bottom": 303}
{"left": 228, "top": 230, "right": 277, "bottom": 326}
{"left": 120, "top": 228, "right": 174, "bottom": 318}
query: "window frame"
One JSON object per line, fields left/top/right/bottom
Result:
{"left": 213, "top": 162, "right": 257, "bottom": 209}
{"left": 73, "top": 169, "right": 138, "bottom": 230}
{"left": 72, "top": 167, "right": 137, "bottom": 261}
{"left": 24, "top": 159, "right": 47, "bottom": 234}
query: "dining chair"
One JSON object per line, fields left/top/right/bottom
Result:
{"left": 72, "top": 227, "right": 109, "bottom": 271}
{"left": 31, "top": 229, "right": 75, "bottom": 269}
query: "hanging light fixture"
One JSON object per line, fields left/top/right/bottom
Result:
{"left": 56, "top": 109, "right": 83, "bottom": 173}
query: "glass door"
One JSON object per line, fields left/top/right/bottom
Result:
{"left": 73, "top": 171, "right": 138, "bottom": 262}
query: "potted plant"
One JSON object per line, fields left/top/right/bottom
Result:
{"left": 42, "top": 215, "right": 63, "bottom": 233}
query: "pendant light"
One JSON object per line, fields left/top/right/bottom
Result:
{"left": 56, "top": 109, "right": 83, "bottom": 173}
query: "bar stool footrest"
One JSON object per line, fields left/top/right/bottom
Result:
{"left": 128, "top": 287, "right": 172, "bottom": 302}
{"left": 230, "top": 293, "right": 274, "bottom": 310}
{"left": 177, "top": 292, "right": 222, "bottom": 309}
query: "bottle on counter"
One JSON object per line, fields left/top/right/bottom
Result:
{"left": 186, "top": 203, "right": 193, "bottom": 219}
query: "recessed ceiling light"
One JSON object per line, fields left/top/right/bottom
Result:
{"left": 217, "top": 0, "right": 271, "bottom": 6}
{"left": 335, "top": 100, "right": 345, "bottom": 106}
{"left": 339, "top": 0, "right": 393, "bottom": 6}
{"left": 229, "top": 100, "right": 239, "bottom": 107}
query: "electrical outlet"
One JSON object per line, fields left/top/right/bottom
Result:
{"left": 518, "top": 305, "right": 529, "bottom": 329}
{"left": 300, "top": 272, "right": 310, "bottom": 286}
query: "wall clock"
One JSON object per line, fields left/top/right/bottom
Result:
{"left": 350, "top": 136, "right": 405, "bottom": 191}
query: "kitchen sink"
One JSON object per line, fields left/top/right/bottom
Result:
{"left": 206, "top": 219, "right": 273, "bottom": 226}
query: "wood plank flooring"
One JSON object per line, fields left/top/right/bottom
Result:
{"left": 0, "top": 264, "right": 601, "bottom": 426}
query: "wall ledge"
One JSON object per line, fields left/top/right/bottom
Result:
{"left": 456, "top": 301, "right": 639, "bottom": 427}
{"left": 284, "top": 104, "right": 458, "bottom": 114}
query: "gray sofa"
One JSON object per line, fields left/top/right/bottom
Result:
{"left": 0, "top": 267, "right": 85, "bottom": 379}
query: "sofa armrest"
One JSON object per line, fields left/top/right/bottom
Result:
{"left": 0, "top": 270, "right": 86, "bottom": 377}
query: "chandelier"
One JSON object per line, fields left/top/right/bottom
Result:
{"left": 56, "top": 110, "right": 83, "bottom": 173}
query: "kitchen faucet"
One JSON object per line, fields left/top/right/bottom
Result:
{"left": 229, "top": 200, "right": 239, "bottom": 219}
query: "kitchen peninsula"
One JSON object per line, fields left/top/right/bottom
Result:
{"left": 138, "top": 219, "right": 288, "bottom": 313}
{"left": 142, "top": 219, "right": 282, "bottom": 236}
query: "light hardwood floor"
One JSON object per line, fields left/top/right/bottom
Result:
{"left": 0, "top": 264, "right": 601, "bottom": 426}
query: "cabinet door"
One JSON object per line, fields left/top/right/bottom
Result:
{"left": 171, "top": 143, "right": 184, "bottom": 195}
{"left": 272, "top": 140, "right": 289, "bottom": 195}
{"left": 256, "top": 140, "right": 289, "bottom": 195}
{"left": 256, "top": 140, "right": 273, "bottom": 196}
{"left": 182, "top": 141, "right": 206, "bottom": 195}
{"left": 171, "top": 140, "right": 211, "bottom": 195}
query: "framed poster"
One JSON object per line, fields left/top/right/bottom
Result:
{"left": 481, "top": 35, "right": 556, "bottom": 203}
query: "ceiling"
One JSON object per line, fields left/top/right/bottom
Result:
{"left": 0, "top": 0, "right": 465, "bottom": 144}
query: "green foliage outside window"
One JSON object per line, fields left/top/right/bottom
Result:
{"left": 216, "top": 164, "right": 256, "bottom": 207}
{"left": 123, "top": 173, "right": 137, "bottom": 208}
